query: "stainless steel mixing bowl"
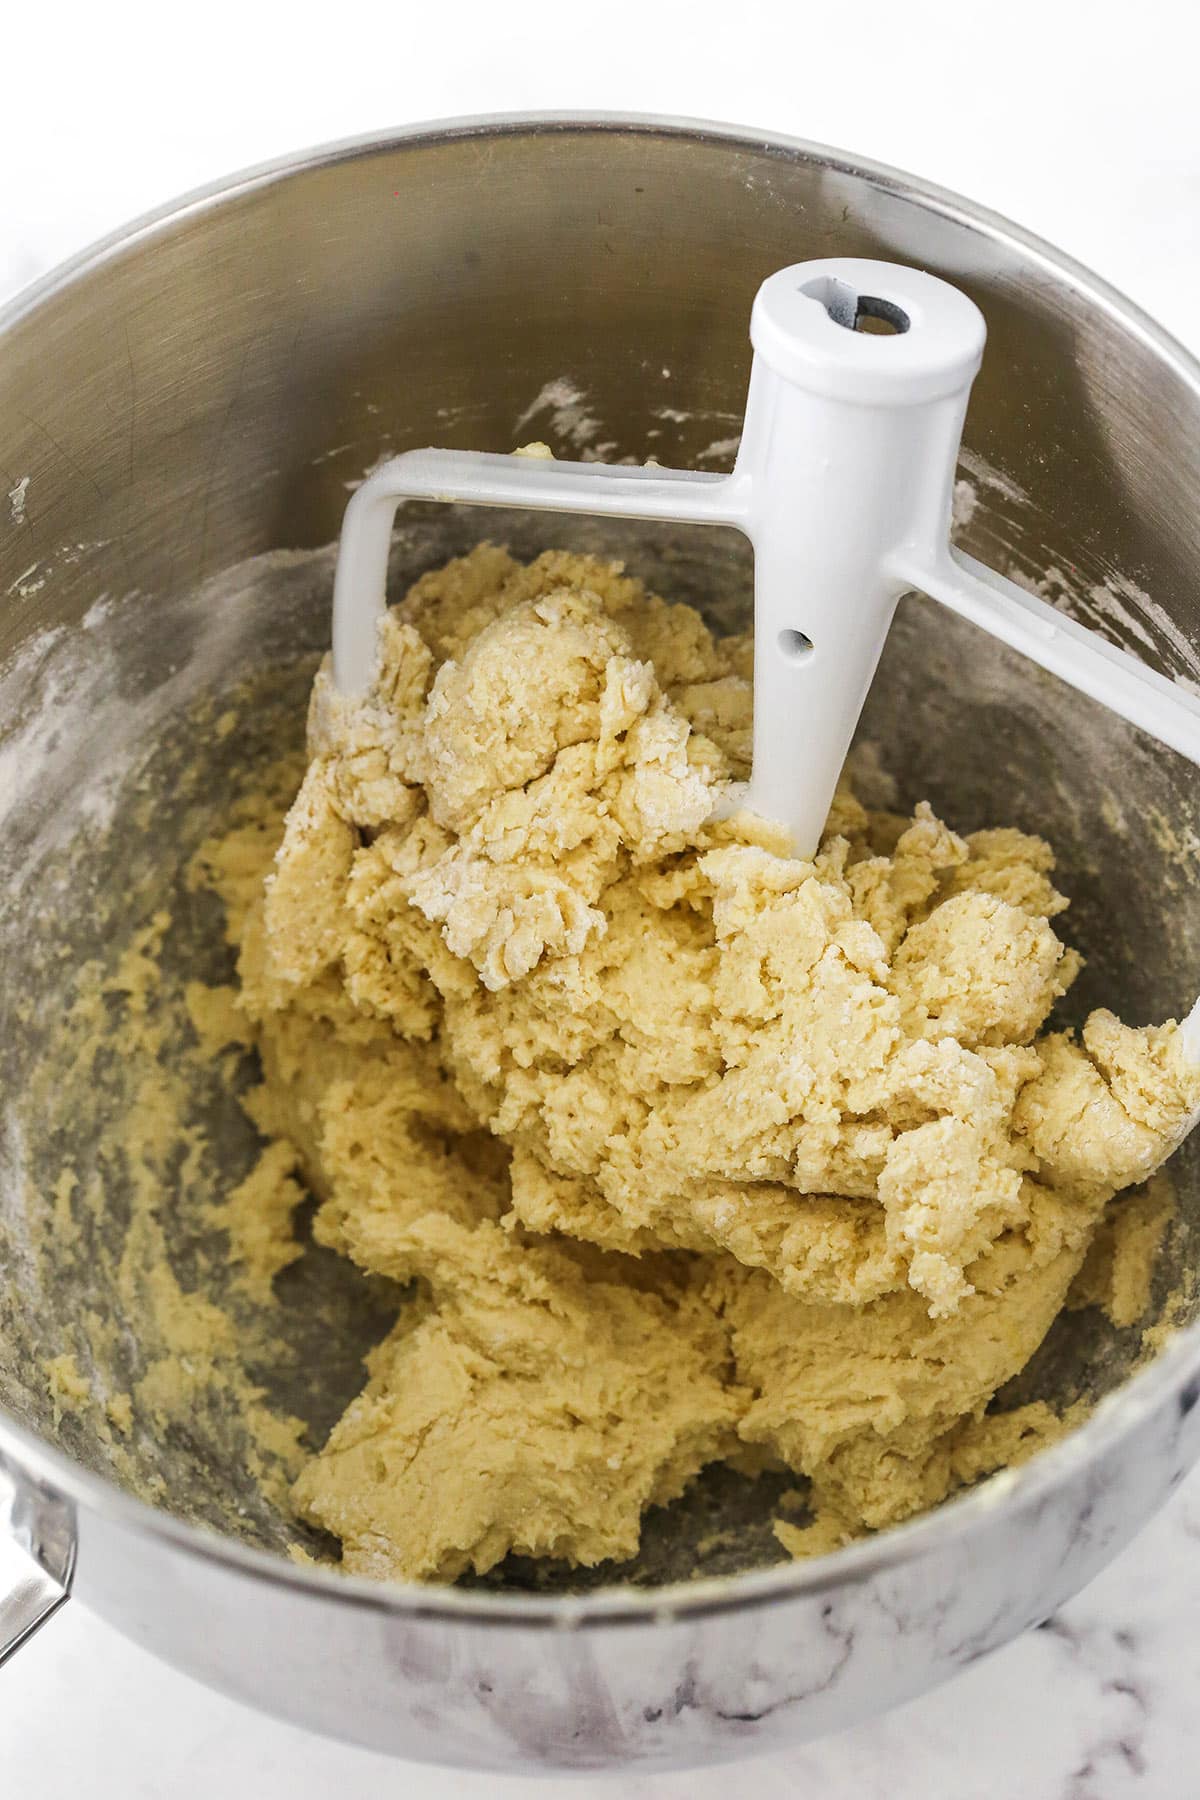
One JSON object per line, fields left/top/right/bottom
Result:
{"left": 1, "top": 116, "right": 1198, "bottom": 1773}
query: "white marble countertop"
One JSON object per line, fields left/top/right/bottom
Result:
{"left": 3, "top": 2, "right": 1198, "bottom": 1794}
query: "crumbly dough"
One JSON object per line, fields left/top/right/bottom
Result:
{"left": 206, "top": 544, "right": 1200, "bottom": 1582}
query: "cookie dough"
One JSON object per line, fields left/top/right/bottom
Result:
{"left": 208, "top": 544, "right": 1200, "bottom": 1582}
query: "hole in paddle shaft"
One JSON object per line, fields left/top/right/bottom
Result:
{"left": 853, "top": 296, "right": 910, "bottom": 335}
{"left": 800, "top": 276, "right": 911, "bottom": 336}
{"left": 779, "top": 628, "right": 814, "bottom": 661}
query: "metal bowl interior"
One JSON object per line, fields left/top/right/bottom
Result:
{"left": 1, "top": 116, "right": 1198, "bottom": 1611}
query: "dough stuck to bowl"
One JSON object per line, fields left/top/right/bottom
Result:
{"left": 186, "top": 544, "right": 1200, "bottom": 1583}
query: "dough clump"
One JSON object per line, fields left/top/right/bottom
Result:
{"left": 210, "top": 545, "right": 1200, "bottom": 1581}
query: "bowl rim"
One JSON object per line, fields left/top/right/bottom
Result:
{"left": 2, "top": 108, "right": 1199, "bottom": 1632}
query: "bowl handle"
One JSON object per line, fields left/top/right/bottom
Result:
{"left": 0, "top": 1458, "right": 73, "bottom": 1667}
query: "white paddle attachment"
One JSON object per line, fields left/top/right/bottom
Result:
{"left": 331, "top": 258, "right": 1200, "bottom": 1054}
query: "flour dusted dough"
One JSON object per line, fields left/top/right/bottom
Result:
{"left": 209, "top": 545, "right": 1200, "bottom": 1582}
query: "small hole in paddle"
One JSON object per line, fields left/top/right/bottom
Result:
{"left": 800, "top": 276, "right": 910, "bottom": 336}
{"left": 854, "top": 295, "right": 910, "bottom": 335}
{"left": 779, "top": 628, "right": 814, "bottom": 661}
